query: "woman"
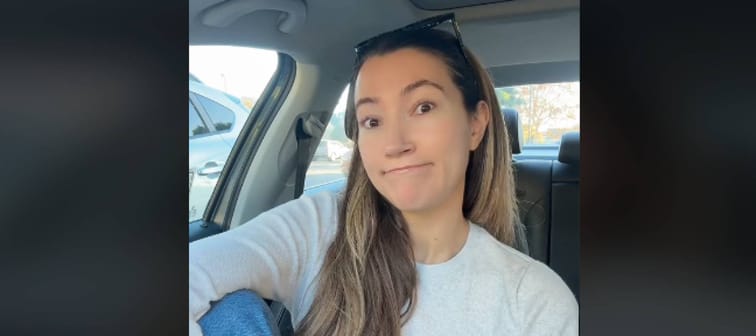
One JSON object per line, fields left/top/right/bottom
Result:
{"left": 189, "top": 14, "right": 578, "bottom": 336}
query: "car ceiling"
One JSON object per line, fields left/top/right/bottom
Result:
{"left": 190, "top": 0, "right": 579, "bottom": 83}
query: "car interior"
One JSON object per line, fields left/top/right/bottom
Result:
{"left": 189, "top": 0, "right": 579, "bottom": 333}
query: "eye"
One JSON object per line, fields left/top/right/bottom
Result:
{"left": 415, "top": 102, "right": 435, "bottom": 115}
{"left": 361, "top": 117, "right": 380, "bottom": 129}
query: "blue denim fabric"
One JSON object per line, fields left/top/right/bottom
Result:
{"left": 198, "top": 290, "right": 281, "bottom": 336}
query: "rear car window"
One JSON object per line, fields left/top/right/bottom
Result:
{"left": 495, "top": 81, "right": 580, "bottom": 146}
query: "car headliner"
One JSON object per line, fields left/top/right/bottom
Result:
{"left": 189, "top": 0, "right": 579, "bottom": 86}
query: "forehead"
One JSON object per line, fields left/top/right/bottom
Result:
{"left": 354, "top": 48, "right": 452, "bottom": 98}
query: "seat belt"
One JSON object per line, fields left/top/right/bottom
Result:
{"left": 295, "top": 114, "right": 325, "bottom": 197}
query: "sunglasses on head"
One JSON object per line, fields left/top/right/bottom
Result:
{"left": 353, "top": 13, "right": 477, "bottom": 87}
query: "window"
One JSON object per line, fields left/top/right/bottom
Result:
{"left": 304, "top": 86, "right": 352, "bottom": 191}
{"left": 495, "top": 81, "right": 580, "bottom": 146}
{"left": 196, "top": 95, "right": 236, "bottom": 132}
{"left": 189, "top": 46, "right": 278, "bottom": 223}
{"left": 189, "top": 101, "right": 209, "bottom": 137}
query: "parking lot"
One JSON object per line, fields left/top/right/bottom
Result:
{"left": 305, "top": 160, "right": 346, "bottom": 189}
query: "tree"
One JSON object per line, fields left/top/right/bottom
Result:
{"left": 495, "top": 87, "right": 525, "bottom": 108}
{"left": 500, "top": 83, "right": 579, "bottom": 144}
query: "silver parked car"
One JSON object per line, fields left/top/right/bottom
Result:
{"left": 189, "top": 79, "right": 249, "bottom": 221}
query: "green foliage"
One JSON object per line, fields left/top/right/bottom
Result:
{"left": 495, "top": 87, "right": 525, "bottom": 108}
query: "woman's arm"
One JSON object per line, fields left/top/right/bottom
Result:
{"left": 189, "top": 192, "right": 338, "bottom": 335}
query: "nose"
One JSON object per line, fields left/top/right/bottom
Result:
{"left": 383, "top": 121, "right": 415, "bottom": 157}
{"left": 385, "top": 142, "right": 414, "bottom": 157}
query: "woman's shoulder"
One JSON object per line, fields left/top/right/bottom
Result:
{"left": 469, "top": 224, "right": 573, "bottom": 297}
{"left": 469, "top": 224, "right": 578, "bottom": 330}
{"left": 468, "top": 223, "right": 535, "bottom": 272}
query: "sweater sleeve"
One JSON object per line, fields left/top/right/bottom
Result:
{"left": 188, "top": 192, "right": 339, "bottom": 336}
{"left": 516, "top": 261, "right": 579, "bottom": 336}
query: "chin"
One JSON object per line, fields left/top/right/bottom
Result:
{"left": 383, "top": 187, "right": 439, "bottom": 213}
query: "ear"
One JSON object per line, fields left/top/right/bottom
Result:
{"left": 469, "top": 100, "right": 491, "bottom": 151}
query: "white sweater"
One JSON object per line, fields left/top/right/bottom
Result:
{"left": 189, "top": 191, "right": 578, "bottom": 335}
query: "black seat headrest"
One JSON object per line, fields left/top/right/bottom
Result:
{"left": 558, "top": 132, "right": 580, "bottom": 164}
{"left": 501, "top": 108, "right": 523, "bottom": 155}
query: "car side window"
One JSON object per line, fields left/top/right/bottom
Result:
{"left": 189, "top": 101, "right": 210, "bottom": 137}
{"left": 196, "top": 95, "right": 236, "bottom": 132}
{"left": 189, "top": 45, "right": 278, "bottom": 223}
{"left": 304, "top": 86, "right": 352, "bottom": 193}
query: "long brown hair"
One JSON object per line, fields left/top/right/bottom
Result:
{"left": 295, "top": 28, "right": 522, "bottom": 335}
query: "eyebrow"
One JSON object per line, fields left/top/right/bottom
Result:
{"left": 354, "top": 79, "right": 446, "bottom": 111}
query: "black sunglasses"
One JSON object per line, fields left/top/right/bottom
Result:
{"left": 353, "top": 13, "right": 478, "bottom": 88}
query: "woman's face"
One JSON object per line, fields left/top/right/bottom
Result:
{"left": 354, "top": 48, "right": 489, "bottom": 215}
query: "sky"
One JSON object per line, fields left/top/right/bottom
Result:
{"left": 189, "top": 45, "right": 278, "bottom": 99}
{"left": 333, "top": 86, "right": 349, "bottom": 115}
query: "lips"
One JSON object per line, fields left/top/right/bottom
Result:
{"left": 384, "top": 163, "right": 432, "bottom": 174}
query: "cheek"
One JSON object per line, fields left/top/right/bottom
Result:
{"left": 425, "top": 118, "right": 473, "bottom": 182}
{"left": 356, "top": 136, "right": 382, "bottom": 173}
{"left": 419, "top": 116, "right": 472, "bottom": 154}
